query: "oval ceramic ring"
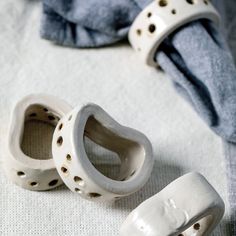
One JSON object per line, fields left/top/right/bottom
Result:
{"left": 4, "top": 94, "right": 72, "bottom": 191}
{"left": 52, "top": 104, "right": 154, "bottom": 202}
{"left": 120, "top": 172, "right": 225, "bottom": 236}
{"left": 129, "top": 0, "right": 220, "bottom": 66}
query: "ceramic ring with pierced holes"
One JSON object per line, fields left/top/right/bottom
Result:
{"left": 52, "top": 103, "right": 154, "bottom": 202}
{"left": 129, "top": 0, "right": 220, "bottom": 67}
{"left": 120, "top": 172, "right": 225, "bottom": 236}
{"left": 3, "top": 94, "right": 72, "bottom": 191}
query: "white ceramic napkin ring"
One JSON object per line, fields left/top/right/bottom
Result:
{"left": 120, "top": 172, "right": 225, "bottom": 236}
{"left": 4, "top": 94, "right": 72, "bottom": 191}
{"left": 52, "top": 104, "right": 154, "bottom": 202}
{"left": 129, "top": 0, "right": 220, "bottom": 67}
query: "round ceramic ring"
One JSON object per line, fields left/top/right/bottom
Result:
{"left": 52, "top": 104, "right": 154, "bottom": 202}
{"left": 120, "top": 172, "right": 225, "bottom": 236}
{"left": 4, "top": 94, "right": 72, "bottom": 191}
{"left": 129, "top": 0, "right": 220, "bottom": 67}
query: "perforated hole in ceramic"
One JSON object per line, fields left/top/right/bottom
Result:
{"left": 120, "top": 172, "right": 225, "bottom": 236}
{"left": 4, "top": 94, "right": 72, "bottom": 191}
{"left": 52, "top": 104, "right": 154, "bottom": 202}
{"left": 128, "top": 0, "right": 220, "bottom": 66}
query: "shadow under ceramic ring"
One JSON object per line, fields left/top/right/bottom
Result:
{"left": 120, "top": 172, "right": 225, "bottom": 236}
{"left": 52, "top": 103, "right": 154, "bottom": 202}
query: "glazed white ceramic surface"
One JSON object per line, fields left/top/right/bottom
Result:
{"left": 120, "top": 172, "right": 225, "bottom": 236}
{"left": 129, "top": 0, "right": 220, "bottom": 67}
{"left": 4, "top": 94, "right": 72, "bottom": 191}
{"left": 52, "top": 104, "right": 154, "bottom": 202}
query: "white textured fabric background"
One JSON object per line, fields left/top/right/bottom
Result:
{"left": 0, "top": 0, "right": 232, "bottom": 235}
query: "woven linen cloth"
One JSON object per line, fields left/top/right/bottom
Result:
{"left": 0, "top": 0, "right": 234, "bottom": 235}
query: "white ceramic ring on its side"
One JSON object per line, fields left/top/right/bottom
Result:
{"left": 120, "top": 172, "right": 225, "bottom": 236}
{"left": 52, "top": 104, "right": 154, "bottom": 202}
{"left": 4, "top": 94, "right": 72, "bottom": 191}
{"left": 129, "top": 0, "right": 220, "bottom": 67}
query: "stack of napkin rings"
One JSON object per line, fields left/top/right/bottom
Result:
{"left": 4, "top": 94, "right": 225, "bottom": 235}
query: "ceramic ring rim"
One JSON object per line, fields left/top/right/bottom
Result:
{"left": 73, "top": 104, "right": 154, "bottom": 195}
{"left": 8, "top": 94, "right": 72, "bottom": 170}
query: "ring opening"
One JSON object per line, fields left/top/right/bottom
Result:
{"left": 21, "top": 104, "right": 60, "bottom": 160}
{"left": 83, "top": 116, "right": 145, "bottom": 181}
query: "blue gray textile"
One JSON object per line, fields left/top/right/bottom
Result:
{"left": 41, "top": 0, "right": 139, "bottom": 47}
{"left": 224, "top": 141, "right": 236, "bottom": 235}
{"left": 156, "top": 21, "right": 236, "bottom": 142}
{"left": 223, "top": 2, "right": 236, "bottom": 235}
{"left": 40, "top": 0, "right": 236, "bottom": 234}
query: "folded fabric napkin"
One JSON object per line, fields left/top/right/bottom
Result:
{"left": 40, "top": 0, "right": 236, "bottom": 234}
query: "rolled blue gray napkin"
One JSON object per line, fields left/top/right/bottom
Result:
{"left": 156, "top": 20, "right": 236, "bottom": 143}
{"left": 40, "top": 0, "right": 236, "bottom": 234}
